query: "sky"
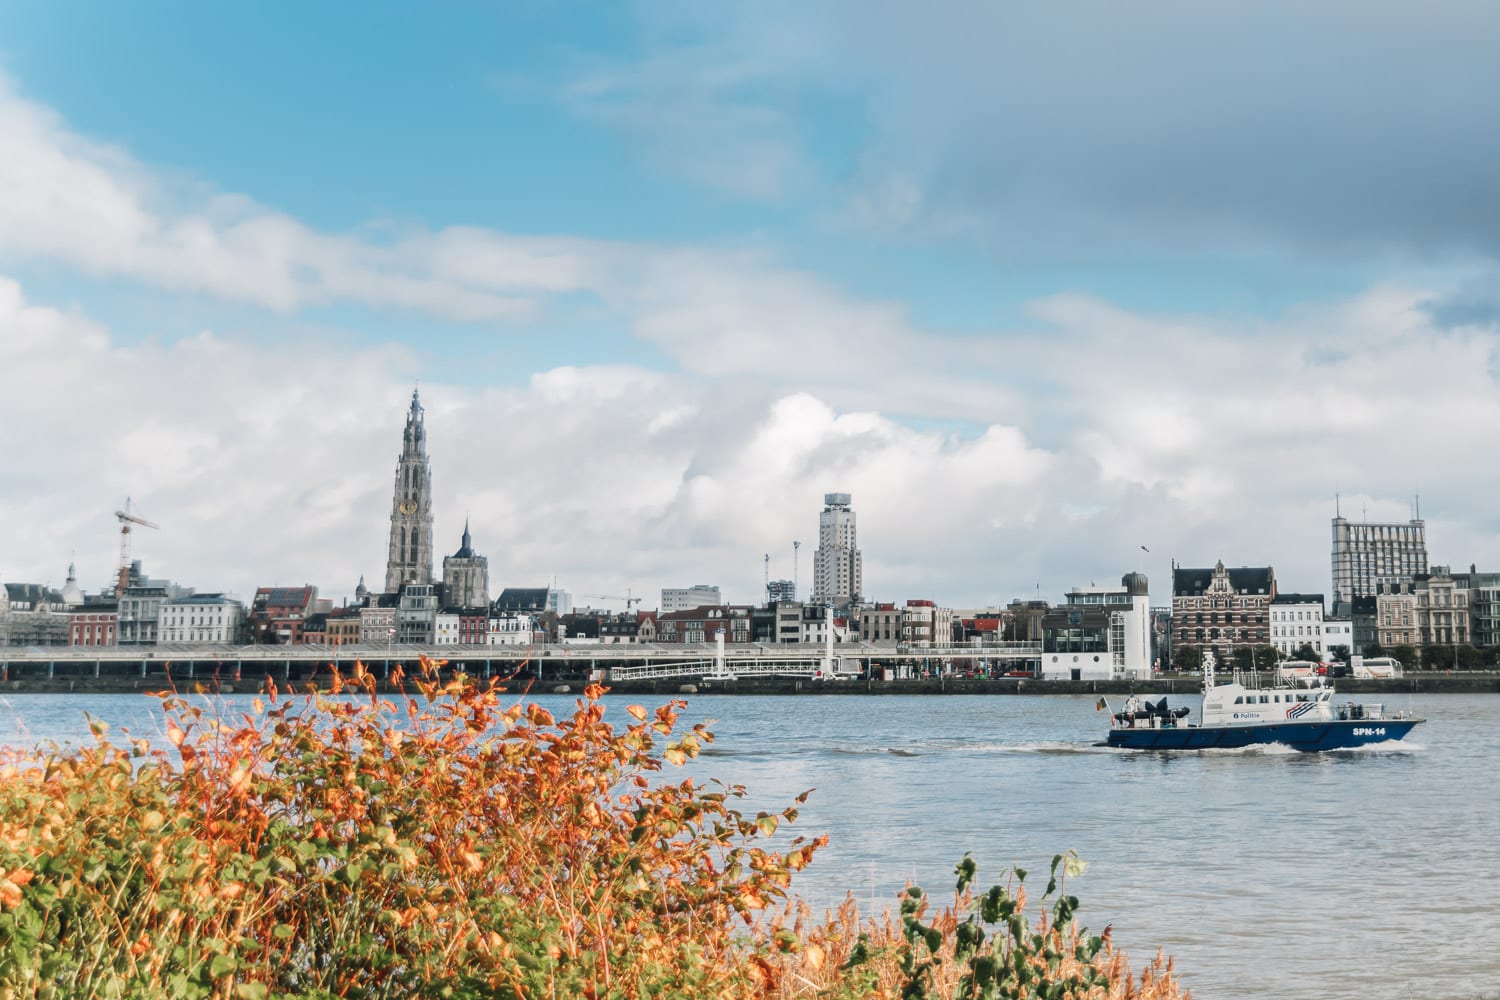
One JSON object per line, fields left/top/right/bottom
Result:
{"left": 2, "top": 1, "right": 1498, "bottom": 610}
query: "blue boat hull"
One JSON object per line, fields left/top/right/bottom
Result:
{"left": 1105, "top": 718, "right": 1422, "bottom": 752}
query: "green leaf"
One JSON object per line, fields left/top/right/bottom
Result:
{"left": 210, "top": 952, "right": 238, "bottom": 978}
{"left": 236, "top": 984, "right": 268, "bottom": 1000}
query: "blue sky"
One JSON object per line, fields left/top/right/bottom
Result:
{"left": 1, "top": 2, "right": 1498, "bottom": 605}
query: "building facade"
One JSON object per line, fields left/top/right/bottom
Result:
{"left": 1331, "top": 514, "right": 1428, "bottom": 605}
{"left": 158, "top": 594, "right": 246, "bottom": 644}
{"left": 811, "top": 493, "right": 862, "bottom": 607}
{"left": 396, "top": 584, "right": 439, "bottom": 644}
{"left": 766, "top": 579, "right": 795, "bottom": 604}
{"left": 248, "top": 586, "right": 317, "bottom": 644}
{"left": 662, "top": 585, "right": 721, "bottom": 613}
{"left": 1040, "top": 574, "right": 1151, "bottom": 681}
{"left": 69, "top": 604, "right": 119, "bottom": 647}
{"left": 656, "top": 606, "right": 753, "bottom": 644}
{"left": 0, "top": 576, "right": 70, "bottom": 647}
{"left": 385, "top": 389, "right": 435, "bottom": 592}
{"left": 1375, "top": 582, "right": 1418, "bottom": 648}
{"left": 118, "top": 586, "right": 170, "bottom": 646}
{"left": 1414, "top": 568, "right": 1469, "bottom": 646}
{"left": 1171, "top": 561, "right": 1276, "bottom": 663}
{"left": 1467, "top": 572, "right": 1500, "bottom": 648}
{"left": 1269, "top": 593, "right": 1326, "bottom": 660}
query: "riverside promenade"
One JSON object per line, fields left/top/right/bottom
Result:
{"left": 0, "top": 642, "right": 1494, "bottom": 695}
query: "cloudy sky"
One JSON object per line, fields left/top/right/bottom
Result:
{"left": 2, "top": 1, "right": 1498, "bottom": 610}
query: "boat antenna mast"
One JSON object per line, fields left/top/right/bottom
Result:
{"left": 1203, "top": 648, "right": 1216, "bottom": 691}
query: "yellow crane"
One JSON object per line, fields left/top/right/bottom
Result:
{"left": 114, "top": 499, "right": 159, "bottom": 596}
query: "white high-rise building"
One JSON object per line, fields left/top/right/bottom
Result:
{"left": 811, "top": 493, "right": 862, "bottom": 607}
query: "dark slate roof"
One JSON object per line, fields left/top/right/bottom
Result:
{"left": 1172, "top": 566, "right": 1275, "bottom": 597}
{"left": 254, "top": 586, "right": 315, "bottom": 609}
{"left": 1272, "top": 593, "right": 1325, "bottom": 606}
{"left": 4, "top": 583, "right": 64, "bottom": 606}
{"left": 495, "top": 588, "right": 549, "bottom": 612}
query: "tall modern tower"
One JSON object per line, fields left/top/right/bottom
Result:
{"left": 811, "top": 493, "right": 862, "bottom": 607}
{"left": 384, "top": 389, "right": 435, "bottom": 593}
{"left": 1331, "top": 513, "right": 1427, "bottom": 605}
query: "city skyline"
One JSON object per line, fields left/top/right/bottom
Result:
{"left": 2, "top": 4, "right": 1499, "bottom": 606}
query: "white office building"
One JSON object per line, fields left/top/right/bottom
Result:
{"left": 811, "top": 493, "right": 862, "bottom": 607}
{"left": 158, "top": 594, "right": 245, "bottom": 644}
{"left": 1270, "top": 593, "right": 1326, "bottom": 659}
{"left": 661, "top": 585, "right": 722, "bottom": 613}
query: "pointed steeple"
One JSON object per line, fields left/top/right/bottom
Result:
{"left": 455, "top": 518, "right": 474, "bottom": 558}
{"left": 385, "top": 389, "right": 435, "bottom": 593}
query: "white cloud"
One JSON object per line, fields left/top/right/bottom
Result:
{"left": 5, "top": 273, "right": 1497, "bottom": 609}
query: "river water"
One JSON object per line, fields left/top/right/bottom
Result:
{"left": 3, "top": 690, "right": 1494, "bottom": 1000}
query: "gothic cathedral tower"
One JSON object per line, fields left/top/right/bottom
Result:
{"left": 384, "top": 389, "right": 435, "bottom": 592}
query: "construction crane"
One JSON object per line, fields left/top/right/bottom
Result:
{"left": 582, "top": 591, "right": 643, "bottom": 610}
{"left": 114, "top": 499, "right": 159, "bottom": 596}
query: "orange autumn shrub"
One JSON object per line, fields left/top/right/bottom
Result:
{"left": 0, "top": 659, "right": 821, "bottom": 999}
{"left": 0, "top": 659, "right": 1187, "bottom": 1000}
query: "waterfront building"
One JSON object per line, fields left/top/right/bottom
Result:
{"left": 434, "top": 610, "right": 459, "bottom": 645}
{"left": 118, "top": 585, "right": 171, "bottom": 646}
{"left": 1322, "top": 617, "right": 1353, "bottom": 659}
{"left": 656, "top": 605, "right": 753, "bottom": 644}
{"left": 0, "top": 573, "right": 70, "bottom": 646}
{"left": 599, "top": 613, "right": 642, "bottom": 643}
{"left": 811, "top": 493, "right": 862, "bottom": 608}
{"left": 1356, "top": 593, "right": 1374, "bottom": 656}
{"left": 547, "top": 587, "right": 572, "bottom": 617}
{"left": 1465, "top": 570, "right": 1500, "bottom": 647}
{"left": 457, "top": 609, "right": 488, "bottom": 645}
{"left": 396, "top": 584, "right": 439, "bottom": 644}
{"left": 384, "top": 389, "right": 435, "bottom": 593}
{"left": 1040, "top": 574, "right": 1152, "bottom": 681}
{"left": 1269, "top": 593, "right": 1326, "bottom": 660}
{"left": 662, "top": 585, "right": 721, "bottom": 613}
{"left": 358, "top": 599, "right": 397, "bottom": 645}
{"left": 1331, "top": 513, "right": 1428, "bottom": 605}
{"left": 486, "top": 611, "right": 537, "bottom": 646}
{"left": 441, "top": 521, "right": 490, "bottom": 610}
{"left": 900, "top": 600, "right": 954, "bottom": 648}
{"left": 248, "top": 586, "right": 318, "bottom": 644}
{"left": 766, "top": 579, "right": 795, "bottom": 604}
{"left": 776, "top": 601, "right": 810, "bottom": 643}
{"left": 158, "top": 593, "right": 246, "bottom": 644}
{"left": 1171, "top": 561, "right": 1276, "bottom": 664}
{"left": 324, "top": 609, "right": 362, "bottom": 645}
{"left": 634, "top": 611, "right": 658, "bottom": 642}
{"left": 856, "top": 603, "right": 899, "bottom": 645}
{"left": 1375, "top": 582, "right": 1418, "bottom": 648}
{"left": 69, "top": 604, "right": 118, "bottom": 646}
{"left": 1414, "top": 567, "right": 1469, "bottom": 646}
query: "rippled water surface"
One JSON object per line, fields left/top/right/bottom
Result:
{"left": 5, "top": 690, "right": 1494, "bottom": 1000}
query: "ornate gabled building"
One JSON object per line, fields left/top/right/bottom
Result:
{"left": 1, "top": 570, "right": 71, "bottom": 647}
{"left": 1171, "top": 560, "right": 1277, "bottom": 664}
{"left": 385, "top": 389, "right": 435, "bottom": 593}
{"left": 441, "top": 520, "right": 490, "bottom": 610}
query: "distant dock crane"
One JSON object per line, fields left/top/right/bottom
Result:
{"left": 114, "top": 499, "right": 159, "bottom": 596}
{"left": 582, "top": 590, "right": 643, "bottom": 610}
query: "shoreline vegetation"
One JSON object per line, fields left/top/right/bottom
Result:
{"left": 0, "top": 669, "right": 1495, "bottom": 697}
{"left": 0, "top": 658, "right": 1187, "bottom": 998}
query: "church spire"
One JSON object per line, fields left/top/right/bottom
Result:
{"left": 384, "top": 389, "right": 435, "bottom": 593}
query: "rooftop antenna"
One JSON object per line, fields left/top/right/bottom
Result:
{"left": 1335, "top": 491, "right": 1341, "bottom": 518}
{"left": 763, "top": 553, "right": 769, "bottom": 597}
{"left": 1415, "top": 492, "right": 1421, "bottom": 521}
